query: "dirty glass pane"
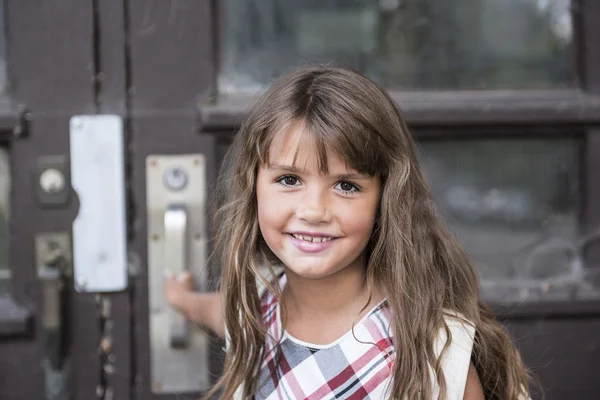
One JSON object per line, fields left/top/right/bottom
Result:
{"left": 221, "top": 0, "right": 573, "bottom": 92}
{"left": 419, "top": 138, "right": 598, "bottom": 302}
{"left": 0, "top": 0, "right": 6, "bottom": 94}
{"left": 0, "top": 148, "right": 9, "bottom": 294}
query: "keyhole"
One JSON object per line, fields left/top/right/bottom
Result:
{"left": 40, "top": 168, "right": 66, "bottom": 194}
{"left": 163, "top": 167, "right": 188, "bottom": 191}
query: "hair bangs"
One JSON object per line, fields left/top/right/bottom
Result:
{"left": 304, "top": 106, "right": 388, "bottom": 178}
{"left": 256, "top": 115, "right": 390, "bottom": 179}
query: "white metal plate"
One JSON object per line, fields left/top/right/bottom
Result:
{"left": 70, "top": 115, "right": 128, "bottom": 292}
{"left": 146, "top": 154, "right": 209, "bottom": 393}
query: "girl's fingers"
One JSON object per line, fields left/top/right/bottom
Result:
{"left": 178, "top": 271, "right": 192, "bottom": 282}
{"left": 164, "top": 270, "right": 193, "bottom": 286}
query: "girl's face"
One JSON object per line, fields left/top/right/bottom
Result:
{"left": 256, "top": 121, "right": 381, "bottom": 280}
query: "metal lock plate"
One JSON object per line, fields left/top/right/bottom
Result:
{"left": 69, "top": 115, "right": 128, "bottom": 292}
{"left": 146, "top": 154, "right": 209, "bottom": 393}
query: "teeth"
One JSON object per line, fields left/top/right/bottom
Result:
{"left": 292, "top": 234, "right": 333, "bottom": 243}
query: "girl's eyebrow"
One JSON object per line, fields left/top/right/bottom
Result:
{"left": 267, "top": 164, "right": 299, "bottom": 173}
{"left": 267, "top": 164, "right": 371, "bottom": 180}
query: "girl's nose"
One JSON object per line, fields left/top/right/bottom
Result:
{"left": 296, "top": 206, "right": 332, "bottom": 224}
{"left": 295, "top": 192, "right": 332, "bottom": 224}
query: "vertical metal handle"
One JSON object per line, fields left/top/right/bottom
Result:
{"left": 35, "top": 233, "right": 72, "bottom": 400}
{"left": 39, "top": 265, "right": 65, "bottom": 370}
{"left": 164, "top": 205, "right": 189, "bottom": 348}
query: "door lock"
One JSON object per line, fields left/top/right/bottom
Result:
{"left": 33, "top": 155, "right": 70, "bottom": 208}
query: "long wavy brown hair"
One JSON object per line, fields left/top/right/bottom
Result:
{"left": 206, "top": 67, "right": 530, "bottom": 399}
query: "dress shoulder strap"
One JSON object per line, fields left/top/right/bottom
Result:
{"left": 434, "top": 313, "right": 531, "bottom": 400}
{"left": 433, "top": 312, "right": 476, "bottom": 399}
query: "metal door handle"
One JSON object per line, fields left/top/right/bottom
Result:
{"left": 35, "top": 233, "right": 73, "bottom": 399}
{"left": 39, "top": 264, "right": 65, "bottom": 370}
{"left": 164, "top": 205, "right": 189, "bottom": 348}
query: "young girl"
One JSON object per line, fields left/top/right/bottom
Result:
{"left": 165, "top": 67, "right": 531, "bottom": 399}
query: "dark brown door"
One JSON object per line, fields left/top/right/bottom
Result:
{"left": 0, "top": 1, "right": 222, "bottom": 399}
{"left": 1, "top": 1, "right": 600, "bottom": 400}
{"left": 0, "top": 1, "right": 116, "bottom": 399}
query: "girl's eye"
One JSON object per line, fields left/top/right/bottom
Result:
{"left": 335, "top": 181, "right": 359, "bottom": 194}
{"left": 276, "top": 175, "right": 301, "bottom": 187}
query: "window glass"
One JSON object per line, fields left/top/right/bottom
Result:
{"left": 419, "top": 138, "right": 598, "bottom": 302}
{"left": 0, "top": 148, "right": 9, "bottom": 294}
{"left": 222, "top": 0, "right": 573, "bottom": 93}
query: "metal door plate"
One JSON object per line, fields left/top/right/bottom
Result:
{"left": 146, "top": 154, "right": 209, "bottom": 393}
{"left": 69, "top": 115, "right": 127, "bottom": 292}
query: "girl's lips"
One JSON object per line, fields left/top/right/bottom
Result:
{"left": 288, "top": 234, "right": 336, "bottom": 253}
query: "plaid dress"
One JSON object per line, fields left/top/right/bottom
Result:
{"left": 253, "top": 274, "right": 395, "bottom": 399}
{"left": 230, "top": 272, "right": 485, "bottom": 399}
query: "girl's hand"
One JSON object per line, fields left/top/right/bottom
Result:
{"left": 164, "top": 271, "right": 195, "bottom": 313}
{"left": 163, "top": 272, "right": 225, "bottom": 337}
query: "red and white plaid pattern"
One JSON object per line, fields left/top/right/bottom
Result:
{"left": 253, "top": 274, "right": 395, "bottom": 400}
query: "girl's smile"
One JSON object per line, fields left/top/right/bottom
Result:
{"left": 287, "top": 231, "right": 337, "bottom": 253}
{"left": 256, "top": 120, "right": 381, "bottom": 280}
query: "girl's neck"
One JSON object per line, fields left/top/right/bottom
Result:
{"left": 281, "top": 262, "right": 384, "bottom": 344}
